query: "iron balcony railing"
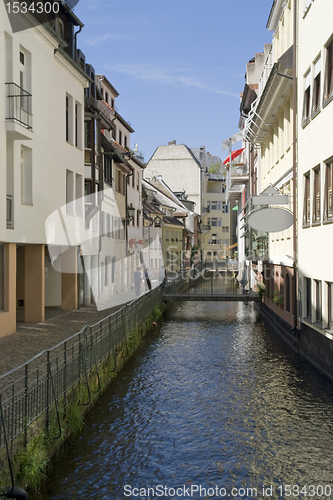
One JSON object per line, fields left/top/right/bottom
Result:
{"left": 5, "top": 83, "right": 33, "bottom": 130}
{"left": 6, "top": 195, "right": 13, "bottom": 229}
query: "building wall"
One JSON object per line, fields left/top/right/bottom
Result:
{"left": 2, "top": 12, "right": 87, "bottom": 244}
{"left": 297, "top": 0, "right": 333, "bottom": 333}
{"left": 145, "top": 144, "right": 202, "bottom": 214}
{"left": 0, "top": 7, "right": 87, "bottom": 334}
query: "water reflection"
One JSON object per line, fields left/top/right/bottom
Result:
{"left": 33, "top": 302, "right": 333, "bottom": 500}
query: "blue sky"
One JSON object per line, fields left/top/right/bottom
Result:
{"left": 74, "top": 0, "right": 272, "bottom": 162}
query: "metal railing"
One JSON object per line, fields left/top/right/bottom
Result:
{"left": 164, "top": 270, "right": 259, "bottom": 300}
{"left": 5, "top": 83, "right": 32, "bottom": 130}
{"left": 0, "top": 286, "right": 164, "bottom": 450}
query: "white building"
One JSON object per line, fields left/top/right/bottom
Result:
{"left": 0, "top": 2, "right": 88, "bottom": 336}
{"left": 145, "top": 141, "right": 203, "bottom": 215}
{"left": 297, "top": 0, "right": 333, "bottom": 345}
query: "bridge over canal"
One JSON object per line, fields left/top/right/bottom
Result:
{"left": 163, "top": 270, "right": 260, "bottom": 302}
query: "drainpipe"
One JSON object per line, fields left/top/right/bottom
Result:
{"left": 292, "top": 0, "right": 298, "bottom": 331}
{"left": 74, "top": 25, "right": 82, "bottom": 60}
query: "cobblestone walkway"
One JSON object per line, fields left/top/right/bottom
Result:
{"left": 0, "top": 305, "right": 122, "bottom": 377}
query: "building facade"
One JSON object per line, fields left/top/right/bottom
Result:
{"left": 1, "top": 2, "right": 88, "bottom": 336}
{"left": 297, "top": 0, "right": 333, "bottom": 343}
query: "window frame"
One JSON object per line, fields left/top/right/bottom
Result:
{"left": 324, "top": 38, "right": 333, "bottom": 102}
{"left": 324, "top": 160, "right": 333, "bottom": 221}
{"left": 302, "top": 70, "right": 311, "bottom": 125}
{"left": 312, "top": 166, "right": 321, "bottom": 224}
{"left": 303, "top": 171, "right": 311, "bottom": 226}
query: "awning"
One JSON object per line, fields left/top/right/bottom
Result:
{"left": 223, "top": 148, "right": 245, "bottom": 165}
{"left": 225, "top": 242, "right": 238, "bottom": 250}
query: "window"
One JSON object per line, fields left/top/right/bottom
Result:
{"left": 124, "top": 136, "right": 127, "bottom": 149}
{"left": 312, "top": 57, "right": 321, "bottom": 114}
{"left": 305, "top": 277, "right": 311, "bottom": 319}
{"left": 117, "top": 170, "right": 121, "bottom": 193}
{"left": 211, "top": 201, "right": 217, "bottom": 210}
{"left": 137, "top": 172, "right": 140, "bottom": 190}
{"left": 302, "top": 70, "right": 311, "bottom": 123}
{"left": 327, "top": 282, "right": 333, "bottom": 330}
{"left": 324, "top": 38, "right": 333, "bottom": 100}
{"left": 76, "top": 174, "right": 83, "bottom": 216}
{"left": 324, "top": 161, "right": 333, "bottom": 220}
{"left": 104, "top": 153, "right": 112, "bottom": 185}
{"left": 222, "top": 226, "right": 229, "bottom": 232}
{"left": 21, "top": 146, "right": 33, "bottom": 205}
{"left": 285, "top": 274, "right": 291, "bottom": 313}
{"left": 132, "top": 171, "right": 135, "bottom": 188}
{"left": 20, "top": 51, "right": 24, "bottom": 64}
{"left": 119, "top": 130, "right": 122, "bottom": 145}
{"left": 137, "top": 209, "right": 140, "bottom": 227}
{"left": 66, "top": 96, "right": 69, "bottom": 142}
{"left": 211, "top": 218, "right": 217, "bottom": 226}
{"left": 105, "top": 91, "right": 109, "bottom": 104}
{"left": 312, "top": 166, "right": 321, "bottom": 223}
{"left": 66, "top": 94, "right": 74, "bottom": 144}
{"left": 75, "top": 102, "right": 82, "bottom": 148}
{"left": 207, "top": 201, "right": 210, "bottom": 210}
{"left": 222, "top": 202, "right": 229, "bottom": 213}
{"left": 315, "top": 280, "right": 322, "bottom": 323}
{"left": 218, "top": 218, "right": 222, "bottom": 227}
{"left": 303, "top": 172, "right": 310, "bottom": 225}
{"left": 66, "top": 170, "right": 74, "bottom": 214}
{"left": 111, "top": 98, "right": 114, "bottom": 109}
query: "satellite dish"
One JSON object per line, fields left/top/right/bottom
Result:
{"left": 248, "top": 207, "right": 293, "bottom": 232}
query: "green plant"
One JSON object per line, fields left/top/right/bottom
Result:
{"left": 257, "top": 282, "right": 265, "bottom": 300}
{"left": 15, "top": 433, "right": 48, "bottom": 490}
{"left": 273, "top": 290, "right": 284, "bottom": 307}
{"left": 208, "top": 164, "right": 220, "bottom": 174}
{"left": 66, "top": 401, "right": 84, "bottom": 435}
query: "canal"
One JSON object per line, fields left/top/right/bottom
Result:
{"left": 34, "top": 301, "right": 333, "bottom": 499}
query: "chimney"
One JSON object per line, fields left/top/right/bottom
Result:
{"left": 168, "top": 140, "right": 176, "bottom": 145}
{"left": 207, "top": 152, "right": 211, "bottom": 156}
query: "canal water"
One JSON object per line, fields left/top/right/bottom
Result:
{"left": 34, "top": 302, "right": 333, "bottom": 499}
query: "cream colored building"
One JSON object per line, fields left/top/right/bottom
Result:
{"left": 243, "top": 0, "right": 295, "bottom": 324}
{"left": 297, "top": 0, "right": 333, "bottom": 337}
{"left": 0, "top": 3, "right": 88, "bottom": 336}
{"left": 145, "top": 142, "right": 203, "bottom": 215}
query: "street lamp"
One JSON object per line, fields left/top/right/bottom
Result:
{"left": 126, "top": 203, "right": 135, "bottom": 223}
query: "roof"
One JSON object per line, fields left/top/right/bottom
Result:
{"left": 163, "top": 216, "right": 184, "bottom": 227}
{"left": 95, "top": 75, "right": 119, "bottom": 97}
{"left": 148, "top": 176, "right": 189, "bottom": 212}
{"left": 115, "top": 111, "right": 135, "bottom": 133}
{"left": 143, "top": 200, "right": 164, "bottom": 215}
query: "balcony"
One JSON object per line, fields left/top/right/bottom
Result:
{"left": 202, "top": 206, "right": 210, "bottom": 214}
{"left": 5, "top": 83, "right": 33, "bottom": 140}
{"left": 201, "top": 224, "right": 211, "bottom": 233}
{"left": 6, "top": 195, "right": 14, "bottom": 229}
{"left": 230, "top": 164, "right": 249, "bottom": 186}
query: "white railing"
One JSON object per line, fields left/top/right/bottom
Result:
{"left": 258, "top": 45, "right": 274, "bottom": 96}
